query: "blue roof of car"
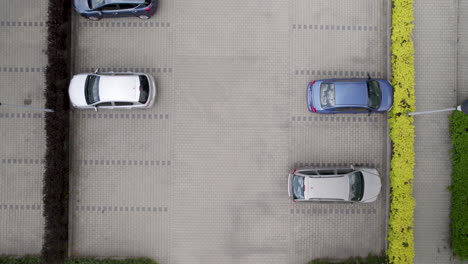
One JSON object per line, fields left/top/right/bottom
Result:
{"left": 334, "top": 82, "right": 368, "bottom": 106}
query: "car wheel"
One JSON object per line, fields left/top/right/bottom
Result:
{"left": 138, "top": 15, "right": 150, "bottom": 20}
{"left": 88, "top": 16, "right": 100, "bottom": 21}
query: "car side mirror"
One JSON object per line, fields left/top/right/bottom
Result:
{"left": 367, "top": 109, "right": 372, "bottom": 116}
{"left": 93, "top": 106, "right": 98, "bottom": 112}
{"left": 94, "top": 68, "right": 100, "bottom": 74}
{"left": 350, "top": 164, "right": 355, "bottom": 170}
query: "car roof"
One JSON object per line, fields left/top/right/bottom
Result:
{"left": 334, "top": 82, "right": 368, "bottom": 106}
{"left": 304, "top": 176, "right": 349, "bottom": 200}
{"left": 98, "top": 75, "right": 141, "bottom": 102}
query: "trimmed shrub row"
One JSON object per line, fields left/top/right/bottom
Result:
{"left": 42, "top": 0, "right": 72, "bottom": 263}
{"left": 0, "top": 257, "right": 157, "bottom": 264}
{"left": 387, "top": 0, "right": 416, "bottom": 263}
{"left": 449, "top": 111, "right": 468, "bottom": 259}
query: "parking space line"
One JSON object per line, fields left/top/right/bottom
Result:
{"left": 294, "top": 69, "right": 382, "bottom": 78}
{"left": 0, "top": 204, "right": 42, "bottom": 210}
{"left": 0, "top": 67, "right": 45, "bottom": 73}
{"left": 71, "top": 113, "right": 169, "bottom": 120}
{"left": 78, "top": 21, "right": 170, "bottom": 28}
{"left": 1, "top": 158, "right": 45, "bottom": 165}
{"left": 0, "top": 21, "right": 45, "bottom": 27}
{"left": 75, "top": 205, "right": 168, "bottom": 213}
{"left": 74, "top": 159, "right": 171, "bottom": 166}
{"left": 291, "top": 115, "right": 379, "bottom": 123}
{"left": 292, "top": 24, "right": 382, "bottom": 32}
{"left": 0, "top": 112, "right": 44, "bottom": 119}
{"left": 292, "top": 162, "right": 379, "bottom": 169}
{"left": 77, "top": 67, "right": 172, "bottom": 74}
{"left": 289, "top": 207, "right": 377, "bottom": 215}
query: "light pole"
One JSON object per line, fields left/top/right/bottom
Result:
{"left": 0, "top": 101, "right": 54, "bottom": 112}
{"left": 408, "top": 100, "right": 468, "bottom": 116}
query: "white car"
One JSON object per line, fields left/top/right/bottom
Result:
{"left": 69, "top": 71, "right": 156, "bottom": 110}
{"left": 288, "top": 166, "right": 382, "bottom": 203}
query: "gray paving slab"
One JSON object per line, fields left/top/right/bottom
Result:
{"left": 0, "top": 0, "right": 48, "bottom": 256}
{"left": 412, "top": 0, "right": 461, "bottom": 263}
{"left": 0, "top": 1, "right": 47, "bottom": 22}
{"left": 69, "top": 0, "right": 390, "bottom": 263}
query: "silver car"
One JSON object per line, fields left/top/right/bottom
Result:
{"left": 288, "top": 166, "right": 382, "bottom": 203}
{"left": 68, "top": 71, "right": 156, "bottom": 110}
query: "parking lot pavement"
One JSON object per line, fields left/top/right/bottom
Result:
{"left": 69, "top": 0, "right": 389, "bottom": 263}
{"left": 0, "top": 0, "right": 48, "bottom": 255}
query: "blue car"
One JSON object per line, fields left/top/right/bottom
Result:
{"left": 72, "top": 0, "right": 158, "bottom": 20}
{"left": 307, "top": 78, "right": 393, "bottom": 114}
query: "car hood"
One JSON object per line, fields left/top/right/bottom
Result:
{"left": 304, "top": 176, "right": 349, "bottom": 200}
{"left": 360, "top": 169, "right": 382, "bottom": 202}
{"left": 69, "top": 74, "right": 89, "bottom": 107}
{"left": 73, "top": 0, "right": 90, "bottom": 11}
{"left": 335, "top": 82, "right": 368, "bottom": 106}
{"left": 99, "top": 75, "right": 141, "bottom": 102}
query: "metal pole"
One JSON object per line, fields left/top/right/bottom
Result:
{"left": 0, "top": 102, "right": 54, "bottom": 112}
{"left": 407, "top": 100, "right": 468, "bottom": 116}
{"left": 408, "top": 108, "right": 456, "bottom": 116}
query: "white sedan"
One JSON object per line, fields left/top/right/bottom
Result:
{"left": 69, "top": 71, "right": 156, "bottom": 110}
{"left": 288, "top": 166, "right": 382, "bottom": 203}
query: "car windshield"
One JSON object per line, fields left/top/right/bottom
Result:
{"left": 85, "top": 75, "right": 100, "bottom": 104}
{"left": 292, "top": 175, "right": 305, "bottom": 199}
{"left": 88, "top": 0, "right": 105, "bottom": 9}
{"left": 320, "top": 83, "right": 335, "bottom": 108}
{"left": 367, "top": 81, "right": 381, "bottom": 109}
{"left": 349, "top": 171, "right": 364, "bottom": 201}
{"left": 139, "top": 75, "right": 150, "bottom": 104}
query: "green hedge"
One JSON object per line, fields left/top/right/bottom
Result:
{"left": 449, "top": 111, "right": 468, "bottom": 259}
{"left": 387, "top": 0, "right": 416, "bottom": 263}
{"left": 0, "top": 257, "right": 157, "bottom": 264}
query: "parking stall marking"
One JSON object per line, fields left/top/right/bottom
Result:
{"left": 291, "top": 115, "right": 379, "bottom": 123}
{"left": 294, "top": 69, "right": 382, "bottom": 78}
{"left": 74, "top": 159, "right": 171, "bottom": 166}
{"left": 78, "top": 21, "right": 171, "bottom": 28}
{"left": 0, "top": 113, "right": 44, "bottom": 119}
{"left": 75, "top": 205, "right": 168, "bottom": 213}
{"left": 289, "top": 207, "right": 377, "bottom": 215}
{"left": 1, "top": 158, "right": 45, "bottom": 165}
{"left": 77, "top": 67, "right": 172, "bottom": 74}
{"left": 292, "top": 162, "right": 380, "bottom": 169}
{"left": 0, "top": 21, "right": 45, "bottom": 27}
{"left": 292, "top": 24, "right": 382, "bottom": 32}
{"left": 0, "top": 204, "right": 42, "bottom": 211}
{"left": 72, "top": 113, "right": 170, "bottom": 120}
{"left": 0, "top": 67, "right": 45, "bottom": 73}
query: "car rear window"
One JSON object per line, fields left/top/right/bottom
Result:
{"left": 292, "top": 176, "right": 305, "bottom": 199}
{"left": 349, "top": 172, "right": 364, "bottom": 201}
{"left": 320, "top": 83, "right": 335, "bottom": 108}
{"left": 367, "top": 81, "right": 381, "bottom": 109}
{"left": 139, "top": 75, "right": 150, "bottom": 104}
{"left": 85, "top": 75, "right": 100, "bottom": 104}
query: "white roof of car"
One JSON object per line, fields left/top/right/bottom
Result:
{"left": 304, "top": 176, "right": 349, "bottom": 200}
{"left": 98, "top": 75, "right": 140, "bottom": 102}
{"left": 68, "top": 73, "right": 142, "bottom": 107}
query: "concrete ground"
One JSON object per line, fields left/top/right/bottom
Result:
{"left": 69, "top": 0, "right": 389, "bottom": 263}
{"left": 412, "top": 0, "right": 468, "bottom": 263}
{"left": 0, "top": 0, "right": 48, "bottom": 256}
